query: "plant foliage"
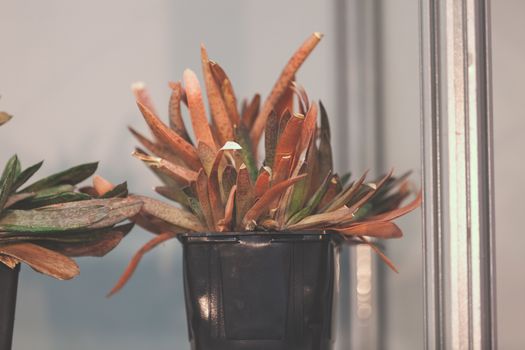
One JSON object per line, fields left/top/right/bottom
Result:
{"left": 110, "top": 33, "right": 421, "bottom": 295}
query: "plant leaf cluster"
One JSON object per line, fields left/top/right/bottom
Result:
{"left": 110, "top": 33, "right": 422, "bottom": 295}
{"left": 0, "top": 116, "right": 141, "bottom": 280}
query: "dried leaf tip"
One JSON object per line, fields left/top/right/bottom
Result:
{"left": 131, "top": 81, "right": 146, "bottom": 91}
{"left": 313, "top": 32, "right": 324, "bottom": 40}
{"left": 132, "top": 150, "right": 161, "bottom": 163}
{"left": 93, "top": 175, "right": 114, "bottom": 196}
{"left": 221, "top": 141, "right": 242, "bottom": 151}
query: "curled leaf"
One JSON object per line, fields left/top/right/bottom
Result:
{"left": 0, "top": 243, "right": 79, "bottom": 280}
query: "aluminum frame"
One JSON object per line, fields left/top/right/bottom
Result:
{"left": 334, "top": 0, "right": 384, "bottom": 349}
{"left": 419, "top": 0, "right": 497, "bottom": 348}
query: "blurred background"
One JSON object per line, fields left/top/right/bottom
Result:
{"left": 0, "top": 0, "right": 521, "bottom": 349}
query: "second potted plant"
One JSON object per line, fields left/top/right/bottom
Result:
{"left": 110, "top": 33, "right": 421, "bottom": 350}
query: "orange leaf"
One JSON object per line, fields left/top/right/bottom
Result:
{"left": 197, "top": 141, "right": 217, "bottom": 176}
{"left": 132, "top": 82, "right": 158, "bottom": 117}
{"left": 137, "top": 101, "right": 201, "bottom": 170}
{"left": 334, "top": 221, "right": 403, "bottom": 239}
{"left": 242, "top": 174, "right": 306, "bottom": 229}
{"left": 128, "top": 126, "right": 185, "bottom": 166}
{"left": 93, "top": 175, "right": 114, "bottom": 196}
{"left": 254, "top": 167, "right": 271, "bottom": 198}
{"left": 193, "top": 169, "right": 214, "bottom": 230}
{"left": 210, "top": 61, "right": 241, "bottom": 127}
{"left": 217, "top": 185, "right": 236, "bottom": 232}
{"left": 108, "top": 232, "right": 177, "bottom": 297}
{"left": 297, "top": 103, "right": 318, "bottom": 158}
{"left": 0, "top": 243, "right": 79, "bottom": 280}
{"left": 201, "top": 45, "right": 234, "bottom": 145}
{"left": 183, "top": 69, "right": 218, "bottom": 150}
{"left": 208, "top": 149, "right": 226, "bottom": 229}
{"left": 250, "top": 32, "right": 323, "bottom": 147}
{"left": 132, "top": 151, "right": 198, "bottom": 186}
{"left": 274, "top": 112, "right": 305, "bottom": 160}
{"left": 235, "top": 164, "right": 254, "bottom": 230}
{"left": 168, "top": 81, "right": 192, "bottom": 142}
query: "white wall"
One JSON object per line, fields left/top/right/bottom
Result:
{"left": 492, "top": 1, "right": 525, "bottom": 348}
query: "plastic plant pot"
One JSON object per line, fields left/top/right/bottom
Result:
{"left": 0, "top": 263, "right": 19, "bottom": 350}
{"left": 178, "top": 231, "right": 342, "bottom": 350}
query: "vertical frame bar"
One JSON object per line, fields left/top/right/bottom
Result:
{"left": 419, "top": 0, "right": 497, "bottom": 348}
{"left": 334, "top": 0, "right": 384, "bottom": 349}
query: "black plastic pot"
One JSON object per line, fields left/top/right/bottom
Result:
{"left": 178, "top": 231, "right": 342, "bottom": 350}
{"left": 0, "top": 263, "right": 19, "bottom": 350}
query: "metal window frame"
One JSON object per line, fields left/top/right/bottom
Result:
{"left": 419, "top": 0, "right": 497, "bottom": 349}
{"left": 334, "top": 0, "right": 384, "bottom": 349}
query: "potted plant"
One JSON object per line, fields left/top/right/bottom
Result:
{"left": 110, "top": 33, "right": 421, "bottom": 350}
{"left": 0, "top": 108, "right": 142, "bottom": 350}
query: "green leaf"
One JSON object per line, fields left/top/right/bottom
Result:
{"left": 318, "top": 101, "right": 333, "bottom": 179}
{"left": 234, "top": 125, "right": 258, "bottom": 182}
{"left": 13, "top": 161, "right": 43, "bottom": 191}
{"left": 20, "top": 162, "right": 98, "bottom": 193}
{"left": 287, "top": 163, "right": 308, "bottom": 217}
{"left": 101, "top": 182, "right": 128, "bottom": 198}
{"left": 340, "top": 172, "right": 351, "bottom": 187}
{"left": 286, "top": 172, "right": 331, "bottom": 226}
{"left": 0, "top": 155, "right": 21, "bottom": 211}
{"left": 14, "top": 191, "right": 92, "bottom": 210}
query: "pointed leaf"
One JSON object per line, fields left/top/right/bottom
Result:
{"left": 250, "top": 32, "right": 323, "bottom": 146}
{"left": 201, "top": 45, "right": 234, "bottom": 145}
{"left": 263, "top": 110, "right": 279, "bottom": 168}
{"left": 210, "top": 61, "right": 241, "bottom": 126}
{"left": 183, "top": 69, "right": 217, "bottom": 150}
{"left": 21, "top": 162, "right": 98, "bottom": 193}
{"left": 168, "top": 81, "right": 192, "bottom": 141}
{"left": 0, "top": 243, "right": 79, "bottom": 280}
{"left": 194, "top": 169, "right": 214, "bottom": 230}
{"left": 241, "top": 94, "right": 260, "bottom": 130}
{"left": 234, "top": 125, "right": 257, "bottom": 181}
{"left": 13, "top": 161, "right": 43, "bottom": 191}
{"left": 41, "top": 223, "right": 134, "bottom": 257}
{"left": 132, "top": 151, "right": 197, "bottom": 186}
{"left": 128, "top": 126, "right": 185, "bottom": 166}
{"left": 137, "top": 101, "right": 201, "bottom": 170}
{"left": 133, "top": 195, "right": 205, "bottom": 232}
{"left": 0, "top": 111, "right": 12, "bottom": 126}
{"left": 0, "top": 155, "right": 20, "bottom": 211}
{"left": 108, "top": 232, "right": 177, "bottom": 297}
{"left": 242, "top": 174, "right": 306, "bottom": 229}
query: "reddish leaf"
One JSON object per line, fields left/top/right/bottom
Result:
{"left": 201, "top": 45, "right": 234, "bottom": 145}
{"left": 108, "top": 232, "right": 177, "bottom": 297}
{"left": 136, "top": 101, "right": 201, "bottom": 170}
{"left": 250, "top": 32, "right": 323, "bottom": 147}
{"left": 168, "top": 81, "right": 192, "bottom": 142}
{"left": 0, "top": 243, "right": 79, "bottom": 280}
{"left": 242, "top": 174, "right": 306, "bottom": 229}
{"left": 183, "top": 69, "right": 218, "bottom": 150}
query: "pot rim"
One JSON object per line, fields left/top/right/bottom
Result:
{"left": 177, "top": 230, "right": 346, "bottom": 244}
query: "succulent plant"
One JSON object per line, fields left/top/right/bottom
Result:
{"left": 109, "top": 33, "right": 421, "bottom": 295}
{"left": 0, "top": 110, "right": 142, "bottom": 280}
